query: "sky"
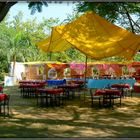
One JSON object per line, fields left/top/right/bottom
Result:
{"left": 8, "top": 2, "right": 77, "bottom": 23}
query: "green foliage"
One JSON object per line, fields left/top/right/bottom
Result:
{"left": 92, "top": 67, "right": 98, "bottom": 75}
{"left": 0, "top": 11, "right": 60, "bottom": 79}
{"left": 0, "top": 53, "right": 9, "bottom": 81}
{"left": 76, "top": 2, "right": 120, "bottom": 23}
{"left": 134, "top": 53, "right": 140, "bottom": 61}
{"left": 0, "top": 10, "right": 88, "bottom": 80}
{"left": 65, "top": 48, "right": 86, "bottom": 62}
{"left": 61, "top": 11, "right": 82, "bottom": 24}
{"left": 76, "top": 2, "right": 140, "bottom": 33}
{"left": 122, "top": 66, "right": 129, "bottom": 75}
{"left": 28, "top": 2, "right": 48, "bottom": 15}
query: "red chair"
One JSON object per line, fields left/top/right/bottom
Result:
{"left": 111, "top": 84, "right": 132, "bottom": 97}
{"left": 90, "top": 89, "right": 102, "bottom": 107}
{"left": 0, "top": 93, "right": 10, "bottom": 117}
{"left": 133, "top": 84, "right": 140, "bottom": 93}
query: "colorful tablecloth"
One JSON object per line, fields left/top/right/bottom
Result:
{"left": 87, "top": 79, "right": 136, "bottom": 89}
{"left": 46, "top": 79, "right": 66, "bottom": 86}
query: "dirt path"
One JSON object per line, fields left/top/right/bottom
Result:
{"left": 0, "top": 86, "right": 140, "bottom": 138}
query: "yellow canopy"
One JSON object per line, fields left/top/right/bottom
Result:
{"left": 36, "top": 11, "right": 140, "bottom": 60}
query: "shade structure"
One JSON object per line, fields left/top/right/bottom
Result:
{"left": 36, "top": 11, "right": 140, "bottom": 60}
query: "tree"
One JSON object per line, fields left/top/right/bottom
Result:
{"left": 1, "top": 31, "right": 31, "bottom": 76}
{"left": 76, "top": 2, "right": 140, "bottom": 33}
{"left": 0, "top": 2, "right": 17, "bottom": 22}
{"left": 0, "top": 12, "right": 31, "bottom": 77}
{"left": 0, "top": 10, "right": 61, "bottom": 73}
{"left": 0, "top": 1, "right": 48, "bottom": 22}
{"left": 75, "top": 2, "right": 140, "bottom": 61}
{"left": 61, "top": 11, "right": 81, "bottom": 24}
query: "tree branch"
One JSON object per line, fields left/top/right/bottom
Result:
{"left": 121, "top": 3, "right": 135, "bottom": 33}
{"left": 130, "top": 17, "right": 140, "bottom": 31}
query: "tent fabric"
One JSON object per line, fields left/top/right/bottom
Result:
{"left": 36, "top": 11, "right": 140, "bottom": 60}
{"left": 47, "top": 63, "right": 68, "bottom": 69}
{"left": 70, "top": 63, "right": 86, "bottom": 70}
{"left": 37, "top": 29, "right": 72, "bottom": 52}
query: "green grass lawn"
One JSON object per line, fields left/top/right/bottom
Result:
{"left": 0, "top": 86, "right": 140, "bottom": 138}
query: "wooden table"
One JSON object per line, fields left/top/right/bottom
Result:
{"left": 95, "top": 89, "right": 121, "bottom": 107}
{"left": 37, "top": 88, "right": 65, "bottom": 107}
{"left": 57, "top": 84, "right": 81, "bottom": 100}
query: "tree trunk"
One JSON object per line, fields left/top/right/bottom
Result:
{"left": 12, "top": 54, "right": 16, "bottom": 77}
{"left": 0, "top": 2, "right": 17, "bottom": 22}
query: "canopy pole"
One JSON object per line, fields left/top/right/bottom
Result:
{"left": 84, "top": 55, "right": 88, "bottom": 87}
{"left": 48, "top": 27, "right": 53, "bottom": 61}
{"left": 49, "top": 52, "right": 52, "bottom": 61}
{"left": 83, "top": 55, "right": 88, "bottom": 103}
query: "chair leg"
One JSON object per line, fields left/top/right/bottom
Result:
{"left": 7, "top": 95, "right": 10, "bottom": 116}
{"left": 99, "top": 98, "right": 101, "bottom": 107}
{"left": 0, "top": 103, "right": 1, "bottom": 114}
{"left": 36, "top": 94, "right": 39, "bottom": 106}
{"left": 90, "top": 89, "right": 93, "bottom": 107}
{"left": 3, "top": 101, "right": 5, "bottom": 117}
{"left": 131, "top": 90, "right": 133, "bottom": 98}
{"left": 112, "top": 97, "right": 114, "bottom": 106}
{"left": 120, "top": 97, "right": 121, "bottom": 106}
{"left": 91, "top": 97, "right": 93, "bottom": 106}
{"left": 7, "top": 101, "right": 9, "bottom": 116}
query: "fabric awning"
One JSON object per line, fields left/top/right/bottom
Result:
{"left": 36, "top": 11, "right": 140, "bottom": 60}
